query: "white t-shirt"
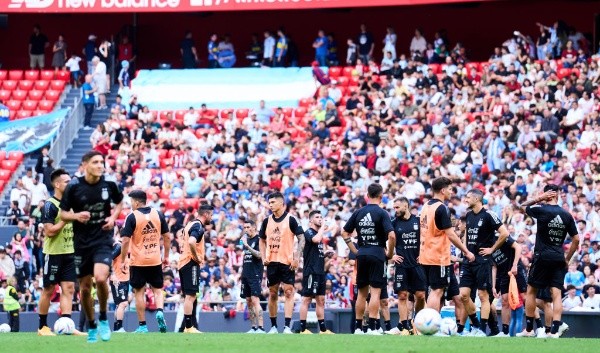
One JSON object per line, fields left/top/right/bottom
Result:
{"left": 65, "top": 56, "right": 81, "bottom": 72}
{"left": 183, "top": 111, "right": 199, "bottom": 127}
{"left": 263, "top": 37, "right": 275, "bottom": 59}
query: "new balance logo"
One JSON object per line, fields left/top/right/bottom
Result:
{"left": 358, "top": 213, "right": 375, "bottom": 227}
{"left": 8, "top": 0, "right": 54, "bottom": 9}
{"left": 141, "top": 221, "right": 158, "bottom": 235}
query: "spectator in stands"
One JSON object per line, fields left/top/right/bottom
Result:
{"left": 91, "top": 56, "right": 108, "bottom": 109}
{"left": 208, "top": 33, "right": 219, "bottom": 69}
{"left": 29, "top": 176, "right": 48, "bottom": 215}
{"left": 118, "top": 60, "right": 131, "bottom": 99}
{"left": 357, "top": 24, "right": 374, "bottom": 63}
{"left": 263, "top": 31, "right": 275, "bottom": 67}
{"left": 253, "top": 100, "right": 274, "bottom": 126}
{"left": 346, "top": 38, "right": 357, "bottom": 65}
{"left": 181, "top": 30, "right": 199, "bottom": 69}
{"left": 565, "top": 262, "right": 586, "bottom": 296}
{"left": 9, "top": 181, "right": 29, "bottom": 215}
{"left": 217, "top": 34, "right": 236, "bottom": 68}
{"left": 327, "top": 33, "right": 339, "bottom": 66}
{"left": 51, "top": 34, "right": 67, "bottom": 73}
{"left": 410, "top": 28, "right": 427, "bottom": 58}
{"left": 563, "top": 284, "right": 582, "bottom": 310}
{"left": 0, "top": 246, "right": 15, "bottom": 280}
{"left": 65, "top": 53, "right": 83, "bottom": 88}
{"left": 582, "top": 286, "right": 600, "bottom": 310}
{"left": 29, "top": 24, "right": 49, "bottom": 69}
{"left": 117, "top": 35, "right": 136, "bottom": 73}
{"left": 274, "top": 29, "right": 287, "bottom": 67}
{"left": 313, "top": 30, "right": 329, "bottom": 67}
{"left": 128, "top": 95, "right": 143, "bottom": 120}
{"left": 83, "top": 34, "right": 97, "bottom": 74}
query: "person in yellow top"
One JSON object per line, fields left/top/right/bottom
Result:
{"left": 38, "top": 169, "right": 84, "bottom": 336}
{"left": 2, "top": 277, "right": 20, "bottom": 332}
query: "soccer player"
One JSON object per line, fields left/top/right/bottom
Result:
{"left": 515, "top": 184, "right": 579, "bottom": 338}
{"left": 259, "top": 192, "right": 305, "bottom": 334}
{"left": 419, "top": 177, "right": 474, "bottom": 312}
{"left": 111, "top": 238, "right": 129, "bottom": 333}
{"left": 38, "top": 169, "right": 81, "bottom": 336}
{"left": 179, "top": 204, "right": 213, "bottom": 333}
{"left": 299, "top": 211, "right": 335, "bottom": 334}
{"left": 386, "top": 197, "right": 425, "bottom": 335}
{"left": 120, "top": 190, "right": 170, "bottom": 333}
{"left": 341, "top": 183, "right": 396, "bottom": 335}
{"left": 60, "top": 151, "right": 124, "bottom": 343}
{"left": 240, "top": 220, "right": 265, "bottom": 334}
{"left": 459, "top": 189, "right": 509, "bottom": 336}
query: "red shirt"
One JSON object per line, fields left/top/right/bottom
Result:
{"left": 365, "top": 155, "right": 377, "bottom": 170}
{"left": 118, "top": 43, "right": 133, "bottom": 62}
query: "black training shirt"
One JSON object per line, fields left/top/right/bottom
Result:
{"left": 526, "top": 204, "right": 577, "bottom": 262}
{"left": 343, "top": 204, "right": 393, "bottom": 261}
{"left": 392, "top": 214, "right": 420, "bottom": 268}
{"left": 303, "top": 227, "right": 325, "bottom": 275}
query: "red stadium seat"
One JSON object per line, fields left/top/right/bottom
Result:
{"left": 28, "top": 90, "right": 44, "bottom": 101}
{"left": 126, "top": 120, "right": 137, "bottom": 130}
{"left": 0, "top": 181, "right": 5, "bottom": 192}
{"left": 8, "top": 70, "right": 23, "bottom": 80}
{"left": 298, "top": 98, "right": 313, "bottom": 108}
{"left": 157, "top": 149, "right": 168, "bottom": 159}
{"left": 343, "top": 66, "right": 354, "bottom": 78}
{"left": 7, "top": 151, "right": 24, "bottom": 162}
{"left": 183, "top": 198, "right": 199, "bottom": 210}
{"left": 167, "top": 149, "right": 177, "bottom": 158}
{"left": 5, "top": 100, "right": 21, "bottom": 110}
{"left": 166, "top": 199, "right": 180, "bottom": 210}
{"left": 571, "top": 68, "right": 580, "bottom": 78}
{"left": 16, "top": 110, "right": 33, "bottom": 119}
{"left": 294, "top": 107, "right": 307, "bottom": 118}
{"left": 160, "top": 158, "right": 173, "bottom": 169}
{"left": 219, "top": 108, "right": 234, "bottom": 119}
{"left": 282, "top": 107, "right": 293, "bottom": 118}
{"left": 174, "top": 110, "right": 186, "bottom": 121}
{"left": 11, "top": 90, "right": 28, "bottom": 101}
{"left": 158, "top": 110, "right": 172, "bottom": 120}
{"left": 24, "top": 70, "right": 39, "bottom": 80}
{"left": 0, "top": 70, "right": 7, "bottom": 80}
{"left": 40, "top": 70, "right": 55, "bottom": 80}
{"left": 428, "top": 64, "right": 441, "bottom": 74}
{"left": 18, "top": 80, "right": 34, "bottom": 91}
{"left": 557, "top": 68, "right": 571, "bottom": 79}
{"left": 22, "top": 100, "right": 38, "bottom": 111}
{"left": 336, "top": 76, "right": 349, "bottom": 86}
{"left": 44, "top": 90, "right": 61, "bottom": 101}
{"left": 160, "top": 189, "right": 170, "bottom": 199}
{"left": 1, "top": 160, "right": 18, "bottom": 171}
{"left": 0, "top": 169, "right": 11, "bottom": 181}
{"left": 33, "top": 110, "right": 47, "bottom": 116}
{"left": 50, "top": 80, "right": 66, "bottom": 91}
{"left": 2, "top": 80, "right": 17, "bottom": 90}
{"left": 34, "top": 80, "right": 51, "bottom": 90}
{"left": 465, "top": 62, "right": 480, "bottom": 72}
{"left": 235, "top": 108, "right": 249, "bottom": 120}
{"left": 349, "top": 76, "right": 360, "bottom": 85}
{"left": 55, "top": 71, "right": 70, "bottom": 81}
{"left": 8, "top": 111, "right": 16, "bottom": 120}
{"left": 0, "top": 90, "right": 10, "bottom": 101}
{"left": 38, "top": 100, "right": 55, "bottom": 111}
{"left": 0, "top": 151, "right": 5, "bottom": 160}
{"left": 328, "top": 67, "right": 342, "bottom": 78}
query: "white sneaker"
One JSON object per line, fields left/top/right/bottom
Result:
{"left": 469, "top": 328, "right": 487, "bottom": 337}
{"left": 82, "top": 126, "right": 92, "bottom": 130}
{"left": 282, "top": 326, "right": 293, "bottom": 334}
{"left": 516, "top": 329, "right": 536, "bottom": 337}
{"left": 535, "top": 328, "right": 547, "bottom": 338}
{"left": 255, "top": 328, "right": 266, "bottom": 334}
{"left": 246, "top": 328, "right": 256, "bottom": 334}
{"left": 385, "top": 327, "right": 401, "bottom": 335}
{"left": 494, "top": 332, "right": 510, "bottom": 337}
{"left": 367, "top": 329, "right": 382, "bottom": 336}
{"left": 557, "top": 323, "right": 569, "bottom": 337}
{"left": 354, "top": 329, "right": 364, "bottom": 335}
{"left": 114, "top": 328, "right": 126, "bottom": 333}
{"left": 268, "top": 327, "right": 278, "bottom": 334}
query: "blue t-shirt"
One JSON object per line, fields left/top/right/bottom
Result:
{"left": 315, "top": 37, "right": 329, "bottom": 56}
{"left": 208, "top": 41, "right": 218, "bottom": 61}
{"left": 275, "top": 37, "right": 287, "bottom": 57}
{"left": 82, "top": 83, "right": 95, "bottom": 104}
{"left": 564, "top": 271, "right": 585, "bottom": 296}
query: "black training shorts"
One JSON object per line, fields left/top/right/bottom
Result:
{"left": 356, "top": 255, "right": 386, "bottom": 289}
{"left": 302, "top": 273, "right": 326, "bottom": 297}
{"left": 266, "top": 262, "right": 295, "bottom": 287}
{"left": 129, "top": 265, "right": 164, "bottom": 290}
{"left": 179, "top": 261, "right": 200, "bottom": 296}
{"left": 528, "top": 257, "right": 566, "bottom": 290}
{"left": 74, "top": 244, "right": 112, "bottom": 278}
{"left": 422, "top": 264, "right": 451, "bottom": 290}
{"left": 394, "top": 265, "right": 427, "bottom": 293}
{"left": 110, "top": 280, "right": 129, "bottom": 306}
{"left": 459, "top": 260, "right": 492, "bottom": 290}
{"left": 241, "top": 276, "right": 262, "bottom": 299}
{"left": 43, "top": 253, "right": 77, "bottom": 286}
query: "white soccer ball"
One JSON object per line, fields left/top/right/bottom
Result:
{"left": 54, "top": 317, "right": 75, "bottom": 335}
{"left": 414, "top": 308, "right": 442, "bottom": 335}
{"left": 0, "top": 323, "right": 11, "bottom": 333}
{"left": 439, "top": 317, "right": 458, "bottom": 336}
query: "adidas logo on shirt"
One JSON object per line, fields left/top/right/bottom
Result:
{"left": 358, "top": 213, "right": 375, "bottom": 227}
{"left": 141, "top": 221, "right": 158, "bottom": 235}
{"left": 548, "top": 215, "right": 564, "bottom": 229}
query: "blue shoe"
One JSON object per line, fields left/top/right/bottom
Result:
{"left": 98, "top": 320, "right": 111, "bottom": 341}
{"left": 87, "top": 328, "right": 98, "bottom": 343}
{"left": 156, "top": 311, "right": 167, "bottom": 333}
{"left": 134, "top": 325, "right": 149, "bottom": 333}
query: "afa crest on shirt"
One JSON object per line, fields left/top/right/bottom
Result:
{"left": 413, "top": 223, "right": 419, "bottom": 230}
{"left": 101, "top": 187, "right": 109, "bottom": 200}
{"left": 478, "top": 219, "right": 483, "bottom": 227}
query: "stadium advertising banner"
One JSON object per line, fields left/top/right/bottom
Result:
{"left": 2, "top": 0, "right": 487, "bottom": 13}
{"left": 0, "top": 109, "right": 67, "bottom": 153}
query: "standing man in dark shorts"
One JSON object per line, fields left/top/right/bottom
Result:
{"left": 299, "top": 211, "right": 336, "bottom": 334}
{"left": 60, "top": 151, "right": 124, "bottom": 343}
{"left": 341, "top": 183, "right": 396, "bottom": 336}
{"left": 178, "top": 205, "right": 213, "bottom": 334}
{"left": 387, "top": 197, "right": 425, "bottom": 335}
{"left": 241, "top": 220, "right": 265, "bottom": 334}
{"left": 515, "top": 184, "right": 579, "bottom": 338}
{"left": 419, "top": 177, "right": 474, "bottom": 312}
{"left": 459, "top": 189, "right": 509, "bottom": 336}
{"left": 259, "top": 192, "right": 305, "bottom": 334}
{"left": 119, "top": 190, "right": 170, "bottom": 333}
{"left": 38, "top": 169, "right": 82, "bottom": 336}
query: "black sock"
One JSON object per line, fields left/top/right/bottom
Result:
{"left": 300, "top": 320, "right": 307, "bottom": 331}
{"left": 114, "top": 320, "right": 123, "bottom": 331}
{"left": 502, "top": 324, "right": 509, "bottom": 335}
{"left": 375, "top": 319, "right": 381, "bottom": 330}
{"left": 258, "top": 326, "right": 264, "bottom": 331}
{"left": 550, "top": 320, "right": 562, "bottom": 335}
{"left": 139, "top": 321, "right": 146, "bottom": 326}
{"left": 284, "top": 317, "right": 291, "bottom": 328}
{"left": 99, "top": 311, "right": 107, "bottom": 321}
{"left": 39, "top": 314, "right": 48, "bottom": 329}
{"left": 480, "top": 319, "right": 488, "bottom": 332}
{"left": 457, "top": 323, "right": 465, "bottom": 334}
{"left": 396, "top": 321, "right": 404, "bottom": 330}
{"left": 384, "top": 320, "right": 391, "bottom": 331}
{"left": 184, "top": 314, "right": 192, "bottom": 329}
{"left": 403, "top": 320, "right": 412, "bottom": 330}
{"left": 191, "top": 300, "right": 198, "bottom": 328}
{"left": 545, "top": 326, "right": 551, "bottom": 333}
{"left": 270, "top": 317, "right": 277, "bottom": 328}
{"left": 252, "top": 325, "right": 257, "bottom": 330}
{"left": 525, "top": 316, "right": 534, "bottom": 332}
{"left": 61, "top": 314, "right": 71, "bottom": 318}
{"left": 318, "top": 320, "right": 326, "bottom": 332}
{"left": 535, "top": 317, "right": 543, "bottom": 329}
{"left": 89, "top": 321, "right": 97, "bottom": 330}
{"left": 469, "top": 314, "right": 480, "bottom": 328}
{"left": 157, "top": 308, "right": 163, "bottom": 313}
{"left": 355, "top": 320, "right": 362, "bottom": 332}
{"left": 368, "top": 318, "right": 377, "bottom": 331}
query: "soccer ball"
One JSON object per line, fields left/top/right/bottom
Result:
{"left": 54, "top": 317, "right": 75, "bottom": 335}
{"left": 414, "top": 308, "right": 442, "bottom": 335}
{"left": 439, "top": 317, "right": 458, "bottom": 336}
{"left": 0, "top": 323, "right": 11, "bottom": 333}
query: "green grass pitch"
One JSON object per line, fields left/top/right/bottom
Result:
{"left": 1, "top": 333, "right": 599, "bottom": 353}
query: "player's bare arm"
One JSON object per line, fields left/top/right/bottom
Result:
{"left": 565, "top": 233, "right": 580, "bottom": 266}
{"left": 479, "top": 225, "right": 509, "bottom": 256}
{"left": 60, "top": 209, "right": 91, "bottom": 223}
{"left": 259, "top": 238, "right": 268, "bottom": 265}
{"left": 162, "top": 232, "right": 170, "bottom": 266}
{"left": 514, "top": 190, "right": 556, "bottom": 212}
{"left": 341, "top": 230, "right": 358, "bottom": 255}
{"left": 292, "top": 232, "right": 305, "bottom": 271}
{"left": 243, "top": 239, "right": 261, "bottom": 259}
{"left": 386, "top": 230, "right": 396, "bottom": 260}
{"left": 43, "top": 220, "right": 66, "bottom": 237}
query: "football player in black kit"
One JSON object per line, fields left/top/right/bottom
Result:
{"left": 515, "top": 184, "right": 579, "bottom": 338}
{"left": 386, "top": 197, "right": 425, "bottom": 335}
{"left": 299, "top": 211, "right": 336, "bottom": 334}
{"left": 241, "top": 220, "right": 265, "bottom": 334}
{"left": 342, "top": 183, "right": 396, "bottom": 335}
{"left": 460, "top": 189, "right": 509, "bottom": 337}
{"left": 60, "top": 151, "right": 124, "bottom": 343}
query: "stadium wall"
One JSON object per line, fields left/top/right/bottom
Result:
{"left": 0, "top": 0, "right": 596, "bottom": 70}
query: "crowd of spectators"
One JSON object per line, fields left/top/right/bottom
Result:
{"left": 2, "top": 20, "right": 600, "bottom": 317}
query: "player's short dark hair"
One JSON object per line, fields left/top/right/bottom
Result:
{"left": 431, "top": 177, "right": 453, "bottom": 193}
{"left": 367, "top": 183, "right": 383, "bottom": 199}
{"left": 544, "top": 184, "right": 560, "bottom": 193}
{"left": 467, "top": 189, "right": 484, "bottom": 202}
{"left": 128, "top": 190, "right": 147, "bottom": 203}
{"left": 309, "top": 210, "right": 321, "bottom": 219}
{"left": 50, "top": 168, "right": 69, "bottom": 183}
{"left": 268, "top": 192, "right": 284, "bottom": 201}
{"left": 199, "top": 204, "right": 214, "bottom": 215}
{"left": 394, "top": 197, "right": 409, "bottom": 204}
{"left": 81, "top": 150, "right": 104, "bottom": 163}
{"left": 244, "top": 219, "right": 255, "bottom": 226}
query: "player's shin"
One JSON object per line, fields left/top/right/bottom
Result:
{"left": 60, "top": 282, "right": 75, "bottom": 315}
{"left": 134, "top": 288, "right": 146, "bottom": 322}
